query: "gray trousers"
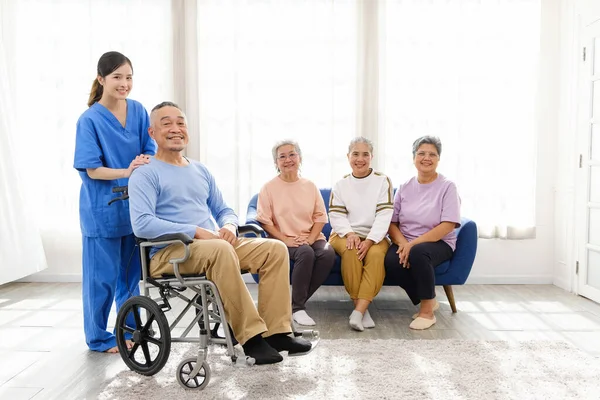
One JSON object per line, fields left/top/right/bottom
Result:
{"left": 288, "top": 240, "right": 336, "bottom": 313}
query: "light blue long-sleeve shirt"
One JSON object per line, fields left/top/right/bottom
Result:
{"left": 128, "top": 157, "right": 238, "bottom": 251}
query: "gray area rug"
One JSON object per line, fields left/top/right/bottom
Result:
{"left": 99, "top": 339, "right": 600, "bottom": 400}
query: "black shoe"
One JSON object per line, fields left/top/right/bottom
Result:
{"left": 242, "top": 335, "right": 283, "bottom": 365}
{"left": 265, "top": 333, "right": 312, "bottom": 354}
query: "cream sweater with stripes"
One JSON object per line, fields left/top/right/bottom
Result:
{"left": 328, "top": 170, "right": 394, "bottom": 243}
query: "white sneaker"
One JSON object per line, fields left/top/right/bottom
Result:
{"left": 293, "top": 310, "right": 316, "bottom": 326}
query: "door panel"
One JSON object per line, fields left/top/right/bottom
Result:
{"left": 578, "top": 19, "right": 600, "bottom": 302}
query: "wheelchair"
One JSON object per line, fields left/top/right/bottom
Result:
{"left": 109, "top": 186, "right": 319, "bottom": 390}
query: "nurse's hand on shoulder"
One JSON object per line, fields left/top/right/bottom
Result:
{"left": 124, "top": 154, "right": 151, "bottom": 177}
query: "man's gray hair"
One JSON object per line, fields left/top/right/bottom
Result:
{"left": 348, "top": 136, "right": 374, "bottom": 154}
{"left": 272, "top": 140, "right": 302, "bottom": 172}
{"left": 151, "top": 101, "right": 181, "bottom": 113}
{"left": 150, "top": 101, "right": 187, "bottom": 123}
{"left": 412, "top": 135, "right": 442, "bottom": 157}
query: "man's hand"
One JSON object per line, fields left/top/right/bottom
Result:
{"left": 218, "top": 224, "right": 238, "bottom": 245}
{"left": 195, "top": 227, "right": 219, "bottom": 240}
{"left": 357, "top": 239, "right": 374, "bottom": 261}
{"left": 345, "top": 233, "right": 361, "bottom": 250}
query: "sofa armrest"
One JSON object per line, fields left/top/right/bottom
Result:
{"left": 446, "top": 218, "right": 478, "bottom": 284}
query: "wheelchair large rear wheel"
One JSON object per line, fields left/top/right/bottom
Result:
{"left": 116, "top": 296, "right": 171, "bottom": 376}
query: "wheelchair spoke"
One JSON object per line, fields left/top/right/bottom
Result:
{"left": 120, "top": 325, "right": 135, "bottom": 335}
{"left": 141, "top": 341, "right": 152, "bottom": 366}
{"left": 142, "top": 314, "right": 156, "bottom": 332}
{"left": 146, "top": 336, "right": 163, "bottom": 346}
{"left": 132, "top": 306, "right": 143, "bottom": 329}
{"left": 128, "top": 343, "right": 140, "bottom": 360}
{"left": 184, "top": 362, "right": 192, "bottom": 373}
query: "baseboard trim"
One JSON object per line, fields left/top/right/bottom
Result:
{"left": 465, "top": 275, "right": 554, "bottom": 285}
{"left": 19, "top": 272, "right": 257, "bottom": 284}
{"left": 17, "top": 273, "right": 555, "bottom": 285}
{"left": 18, "top": 273, "right": 82, "bottom": 283}
{"left": 552, "top": 276, "right": 573, "bottom": 292}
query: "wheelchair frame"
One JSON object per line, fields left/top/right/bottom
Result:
{"left": 111, "top": 186, "right": 318, "bottom": 390}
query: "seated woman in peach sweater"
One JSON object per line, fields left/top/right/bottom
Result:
{"left": 256, "top": 140, "right": 335, "bottom": 326}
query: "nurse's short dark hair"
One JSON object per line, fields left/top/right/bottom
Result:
{"left": 412, "top": 135, "right": 442, "bottom": 157}
{"left": 88, "top": 51, "right": 132, "bottom": 107}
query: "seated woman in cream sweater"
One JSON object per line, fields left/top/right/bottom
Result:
{"left": 328, "top": 137, "right": 393, "bottom": 332}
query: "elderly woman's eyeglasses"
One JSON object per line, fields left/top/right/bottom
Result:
{"left": 416, "top": 152, "right": 439, "bottom": 159}
{"left": 278, "top": 153, "right": 298, "bottom": 161}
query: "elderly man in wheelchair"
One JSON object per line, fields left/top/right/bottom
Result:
{"left": 117, "top": 101, "right": 313, "bottom": 389}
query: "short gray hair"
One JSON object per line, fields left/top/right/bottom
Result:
{"left": 412, "top": 135, "right": 442, "bottom": 157}
{"left": 151, "top": 101, "right": 181, "bottom": 113}
{"left": 348, "top": 136, "right": 374, "bottom": 154}
{"left": 272, "top": 140, "right": 302, "bottom": 172}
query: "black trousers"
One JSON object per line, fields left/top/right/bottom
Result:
{"left": 289, "top": 240, "right": 335, "bottom": 313}
{"left": 384, "top": 241, "right": 453, "bottom": 305}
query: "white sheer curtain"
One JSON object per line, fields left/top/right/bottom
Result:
{"left": 1, "top": 0, "right": 544, "bottom": 284}
{"left": 192, "top": 0, "right": 541, "bottom": 235}
{"left": 4, "top": 0, "right": 173, "bottom": 280}
{"left": 195, "top": 0, "right": 359, "bottom": 217}
{"left": 379, "top": 0, "right": 540, "bottom": 238}
{"left": 0, "top": 11, "right": 47, "bottom": 284}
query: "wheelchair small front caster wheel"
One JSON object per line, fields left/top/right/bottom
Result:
{"left": 176, "top": 358, "right": 211, "bottom": 390}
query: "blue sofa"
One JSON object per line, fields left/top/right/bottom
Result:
{"left": 245, "top": 188, "right": 478, "bottom": 312}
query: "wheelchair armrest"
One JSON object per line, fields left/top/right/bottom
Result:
{"left": 136, "top": 233, "right": 194, "bottom": 284}
{"left": 239, "top": 224, "right": 264, "bottom": 237}
{"left": 146, "top": 233, "right": 194, "bottom": 245}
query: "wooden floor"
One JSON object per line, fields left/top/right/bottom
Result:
{"left": 1, "top": 282, "right": 600, "bottom": 399}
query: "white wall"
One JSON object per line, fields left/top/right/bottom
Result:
{"left": 23, "top": 0, "right": 565, "bottom": 284}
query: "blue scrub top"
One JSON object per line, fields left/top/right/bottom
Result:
{"left": 74, "top": 99, "right": 157, "bottom": 238}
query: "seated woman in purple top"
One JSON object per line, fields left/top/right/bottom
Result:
{"left": 384, "top": 136, "right": 461, "bottom": 330}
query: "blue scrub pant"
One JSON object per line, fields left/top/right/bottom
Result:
{"left": 82, "top": 234, "right": 141, "bottom": 352}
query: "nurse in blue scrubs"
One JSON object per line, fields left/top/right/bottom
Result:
{"left": 73, "top": 51, "right": 156, "bottom": 353}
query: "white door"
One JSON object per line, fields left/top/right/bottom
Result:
{"left": 577, "top": 18, "right": 600, "bottom": 303}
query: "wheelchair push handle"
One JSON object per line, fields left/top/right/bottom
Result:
{"left": 108, "top": 185, "right": 129, "bottom": 205}
{"left": 112, "top": 186, "right": 128, "bottom": 194}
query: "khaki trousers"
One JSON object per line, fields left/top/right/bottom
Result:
{"left": 150, "top": 238, "right": 291, "bottom": 345}
{"left": 329, "top": 233, "right": 388, "bottom": 301}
